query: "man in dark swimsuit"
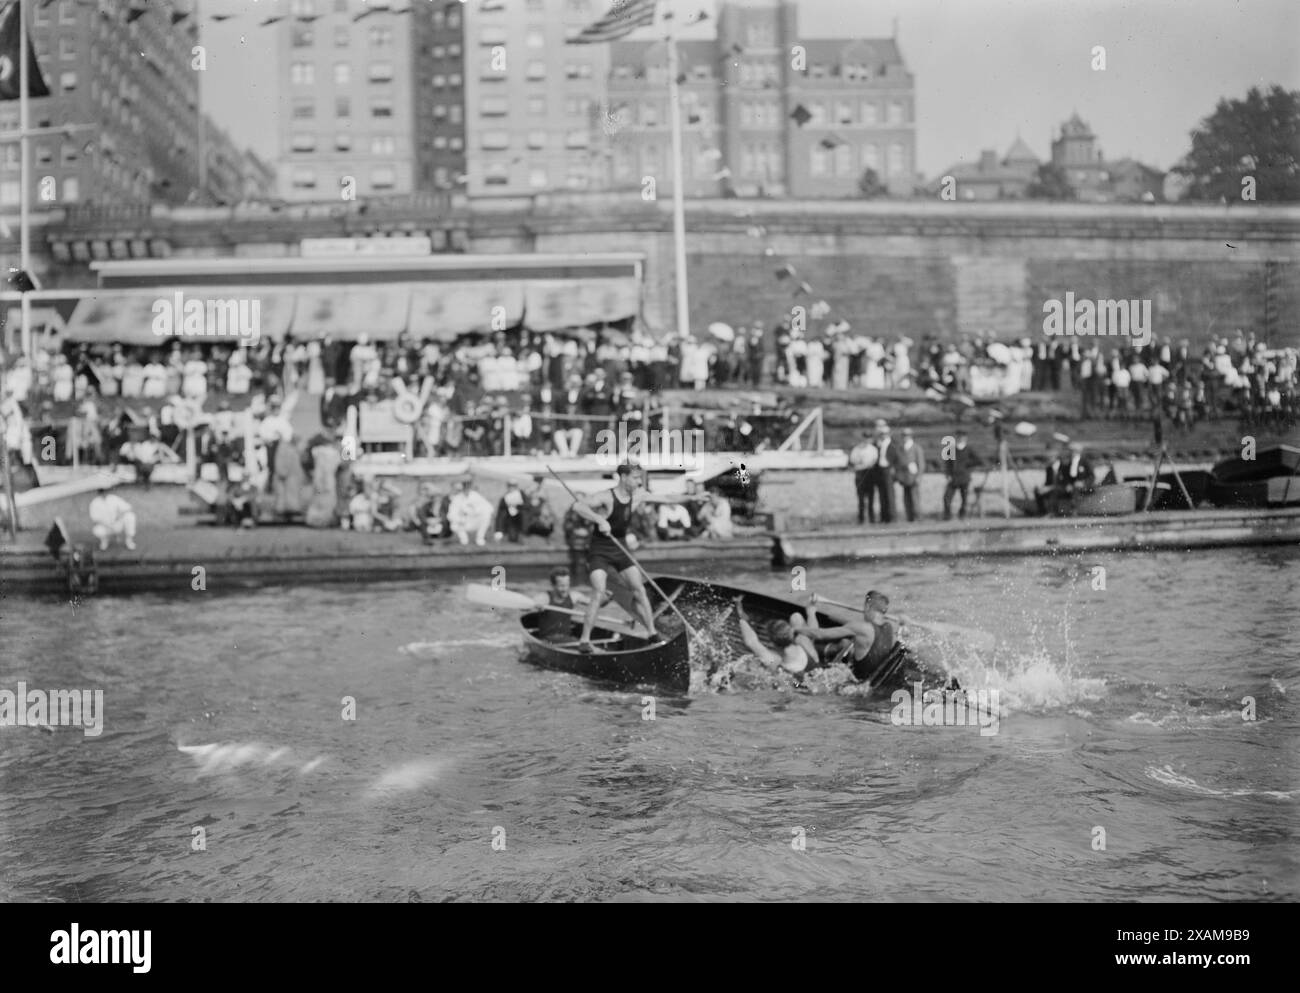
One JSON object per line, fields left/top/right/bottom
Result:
{"left": 570, "top": 463, "right": 658, "bottom": 652}
{"left": 795, "top": 590, "right": 903, "bottom": 685}
{"left": 533, "top": 566, "right": 591, "bottom": 643}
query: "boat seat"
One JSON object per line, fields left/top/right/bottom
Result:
{"left": 557, "top": 637, "right": 622, "bottom": 648}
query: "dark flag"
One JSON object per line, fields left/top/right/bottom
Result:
{"left": 568, "top": 0, "right": 656, "bottom": 45}
{"left": 0, "top": 1, "right": 51, "bottom": 101}
{"left": 44, "top": 520, "right": 66, "bottom": 561}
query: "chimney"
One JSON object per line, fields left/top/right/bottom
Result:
{"left": 979, "top": 149, "right": 997, "bottom": 172}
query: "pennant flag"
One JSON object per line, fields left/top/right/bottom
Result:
{"left": 820, "top": 134, "right": 843, "bottom": 150}
{"left": 296, "top": 14, "right": 322, "bottom": 22}
{"left": 567, "top": 0, "right": 657, "bottom": 45}
{"left": 170, "top": 10, "right": 189, "bottom": 24}
{"left": 794, "top": 281, "right": 812, "bottom": 296}
{"left": 126, "top": 3, "right": 149, "bottom": 24}
{"left": 260, "top": 16, "right": 285, "bottom": 26}
{"left": 789, "top": 104, "right": 811, "bottom": 126}
{"left": 730, "top": 43, "right": 743, "bottom": 56}
{"left": 353, "top": 7, "right": 375, "bottom": 22}
{"left": 210, "top": 13, "right": 234, "bottom": 21}
{"left": 0, "top": 2, "right": 51, "bottom": 101}
{"left": 774, "top": 264, "right": 795, "bottom": 280}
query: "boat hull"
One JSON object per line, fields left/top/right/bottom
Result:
{"left": 520, "top": 613, "right": 691, "bottom": 692}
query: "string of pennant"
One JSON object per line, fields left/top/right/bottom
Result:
{"left": 53, "top": 0, "right": 426, "bottom": 26}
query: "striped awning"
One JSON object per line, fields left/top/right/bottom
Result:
{"left": 523, "top": 278, "right": 641, "bottom": 331}
{"left": 408, "top": 281, "right": 526, "bottom": 342}
{"left": 64, "top": 290, "right": 296, "bottom": 346}
{"left": 292, "top": 286, "right": 411, "bottom": 341}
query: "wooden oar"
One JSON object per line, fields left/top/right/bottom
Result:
{"left": 546, "top": 466, "right": 703, "bottom": 643}
{"left": 465, "top": 584, "right": 643, "bottom": 639}
{"left": 812, "top": 594, "right": 996, "bottom": 654}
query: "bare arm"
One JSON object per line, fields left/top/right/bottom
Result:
{"left": 736, "top": 614, "right": 782, "bottom": 666}
{"left": 572, "top": 489, "right": 613, "bottom": 528}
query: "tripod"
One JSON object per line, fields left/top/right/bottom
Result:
{"left": 1142, "top": 416, "right": 1195, "bottom": 512}
{"left": 976, "top": 419, "right": 1033, "bottom": 518}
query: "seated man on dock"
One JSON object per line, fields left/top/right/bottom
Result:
{"left": 533, "top": 566, "right": 592, "bottom": 643}
{"left": 570, "top": 463, "right": 659, "bottom": 653}
{"left": 794, "top": 591, "right": 902, "bottom": 686}
{"left": 89, "top": 487, "right": 137, "bottom": 552}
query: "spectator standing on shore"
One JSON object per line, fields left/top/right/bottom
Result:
{"left": 89, "top": 487, "right": 137, "bottom": 552}
{"left": 942, "top": 429, "right": 978, "bottom": 521}
{"left": 849, "top": 430, "right": 878, "bottom": 525}
{"left": 894, "top": 427, "right": 925, "bottom": 522}
{"left": 864, "top": 421, "right": 896, "bottom": 523}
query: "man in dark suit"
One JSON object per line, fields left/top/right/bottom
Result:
{"left": 894, "top": 427, "right": 926, "bottom": 522}
{"left": 1036, "top": 442, "right": 1066, "bottom": 515}
{"left": 942, "top": 429, "right": 978, "bottom": 520}
{"left": 1056, "top": 442, "right": 1095, "bottom": 514}
{"left": 864, "top": 421, "right": 896, "bottom": 523}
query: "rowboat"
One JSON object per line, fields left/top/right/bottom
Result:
{"left": 518, "top": 575, "right": 924, "bottom": 696}
{"left": 1207, "top": 445, "right": 1300, "bottom": 508}
{"left": 519, "top": 611, "right": 692, "bottom": 691}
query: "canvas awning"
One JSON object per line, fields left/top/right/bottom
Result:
{"left": 291, "top": 286, "right": 411, "bottom": 341}
{"left": 64, "top": 291, "right": 296, "bottom": 347}
{"left": 522, "top": 278, "right": 640, "bottom": 331}
{"left": 408, "top": 281, "right": 526, "bottom": 342}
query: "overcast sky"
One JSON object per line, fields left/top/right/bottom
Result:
{"left": 203, "top": 0, "right": 1300, "bottom": 176}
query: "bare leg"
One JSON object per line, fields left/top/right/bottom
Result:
{"left": 620, "top": 567, "right": 657, "bottom": 637}
{"left": 580, "top": 569, "right": 608, "bottom": 648}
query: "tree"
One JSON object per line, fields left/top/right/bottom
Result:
{"left": 1026, "top": 163, "right": 1075, "bottom": 200}
{"left": 857, "top": 168, "right": 888, "bottom": 199}
{"left": 1172, "top": 85, "right": 1300, "bottom": 202}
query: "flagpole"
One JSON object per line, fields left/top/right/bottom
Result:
{"left": 196, "top": 0, "right": 206, "bottom": 202}
{"left": 664, "top": 6, "right": 689, "bottom": 340}
{"left": 18, "top": 0, "right": 30, "bottom": 358}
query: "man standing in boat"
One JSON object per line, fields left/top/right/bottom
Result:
{"left": 795, "top": 591, "right": 905, "bottom": 686}
{"left": 571, "top": 463, "right": 660, "bottom": 653}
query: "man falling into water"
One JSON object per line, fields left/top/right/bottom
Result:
{"left": 570, "top": 463, "right": 659, "bottom": 653}
{"left": 796, "top": 590, "right": 905, "bottom": 686}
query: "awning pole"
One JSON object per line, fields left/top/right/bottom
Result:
{"left": 665, "top": 12, "right": 689, "bottom": 340}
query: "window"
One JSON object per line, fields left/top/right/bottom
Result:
{"left": 861, "top": 143, "right": 878, "bottom": 171}
{"left": 692, "top": 65, "right": 710, "bottom": 81}
{"left": 291, "top": 133, "right": 316, "bottom": 152}
{"left": 809, "top": 103, "right": 826, "bottom": 126}
{"left": 614, "top": 148, "right": 633, "bottom": 180}
{"left": 810, "top": 146, "right": 828, "bottom": 176}
{"left": 480, "top": 96, "right": 509, "bottom": 116}
{"left": 60, "top": 38, "right": 75, "bottom": 60}
{"left": 36, "top": 145, "right": 52, "bottom": 165}
{"left": 836, "top": 101, "right": 853, "bottom": 125}
{"left": 834, "top": 143, "right": 852, "bottom": 175}
{"left": 449, "top": 106, "right": 462, "bottom": 123}
{"left": 292, "top": 167, "right": 317, "bottom": 189}
{"left": 334, "top": 0, "right": 347, "bottom": 10}
{"left": 740, "top": 103, "right": 752, "bottom": 127}
{"left": 485, "top": 163, "right": 508, "bottom": 185}
{"left": 61, "top": 143, "right": 78, "bottom": 164}
{"left": 432, "top": 45, "right": 446, "bottom": 59}
{"left": 447, "top": 9, "right": 460, "bottom": 29}
{"left": 526, "top": 61, "right": 546, "bottom": 80}
{"left": 60, "top": 71, "right": 77, "bottom": 91}
{"left": 369, "top": 62, "right": 394, "bottom": 83}
{"left": 449, "top": 73, "right": 462, "bottom": 87}
{"left": 527, "top": 0, "right": 544, "bottom": 11}
{"left": 335, "top": 63, "right": 351, "bottom": 84}
{"left": 526, "top": 29, "right": 545, "bottom": 48}
{"left": 641, "top": 102, "right": 658, "bottom": 126}
{"left": 371, "top": 135, "right": 395, "bottom": 155}
{"left": 291, "top": 63, "right": 315, "bottom": 85}
{"left": 527, "top": 96, "right": 546, "bottom": 116}
{"left": 480, "top": 27, "right": 507, "bottom": 46}
{"left": 529, "top": 168, "right": 547, "bottom": 189}
{"left": 432, "top": 74, "right": 446, "bottom": 88}
{"left": 746, "top": 22, "right": 774, "bottom": 47}
{"left": 434, "top": 167, "right": 448, "bottom": 186}
{"left": 36, "top": 2, "right": 50, "bottom": 25}
{"left": 613, "top": 65, "right": 633, "bottom": 80}
{"left": 59, "top": 0, "right": 76, "bottom": 25}
{"left": 432, "top": 104, "right": 447, "bottom": 119}
{"left": 860, "top": 101, "right": 878, "bottom": 125}
{"left": 810, "top": 65, "right": 827, "bottom": 79}
{"left": 293, "top": 100, "right": 315, "bottom": 120}
{"left": 448, "top": 44, "right": 461, "bottom": 57}
{"left": 368, "top": 26, "right": 393, "bottom": 47}
{"left": 292, "top": 26, "right": 314, "bottom": 48}
{"left": 888, "top": 143, "right": 904, "bottom": 175}
{"left": 371, "top": 98, "right": 393, "bottom": 118}
{"left": 449, "top": 136, "right": 463, "bottom": 150}
{"left": 371, "top": 167, "right": 396, "bottom": 190}
{"left": 433, "top": 135, "right": 448, "bottom": 149}
{"left": 481, "top": 131, "right": 509, "bottom": 150}
{"left": 0, "top": 180, "right": 18, "bottom": 205}
{"left": 336, "top": 96, "right": 351, "bottom": 117}
{"left": 888, "top": 101, "right": 904, "bottom": 125}
{"left": 335, "top": 27, "right": 349, "bottom": 47}
{"left": 335, "top": 133, "right": 352, "bottom": 151}
{"left": 527, "top": 130, "right": 546, "bottom": 149}
{"left": 640, "top": 146, "right": 660, "bottom": 175}
{"left": 291, "top": 0, "right": 316, "bottom": 15}
{"left": 433, "top": 10, "right": 445, "bottom": 28}
{"left": 62, "top": 177, "right": 79, "bottom": 202}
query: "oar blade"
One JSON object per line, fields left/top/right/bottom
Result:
{"left": 466, "top": 584, "right": 537, "bottom": 610}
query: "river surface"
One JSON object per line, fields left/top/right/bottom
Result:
{"left": 1, "top": 546, "right": 1296, "bottom": 902}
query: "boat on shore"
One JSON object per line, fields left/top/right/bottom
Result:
{"left": 1206, "top": 445, "right": 1300, "bottom": 508}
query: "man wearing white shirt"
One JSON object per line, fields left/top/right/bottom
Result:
{"left": 89, "top": 487, "right": 137, "bottom": 551}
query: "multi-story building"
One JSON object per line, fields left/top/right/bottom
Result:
{"left": 461, "top": 0, "right": 609, "bottom": 196}
{"left": 0, "top": 0, "right": 246, "bottom": 210}
{"left": 275, "top": 0, "right": 419, "bottom": 200}
{"left": 411, "top": 0, "right": 468, "bottom": 192}
{"left": 603, "top": 0, "right": 917, "bottom": 198}
{"left": 1050, "top": 113, "right": 1165, "bottom": 202}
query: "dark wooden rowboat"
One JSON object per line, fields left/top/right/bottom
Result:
{"left": 520, "top": 612, "right": 691, "bottom": 692}
{"left": 645, "top": 574, "right": 922, "bottom": 696}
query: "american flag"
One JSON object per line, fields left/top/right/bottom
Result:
{"left": 567, "top": 0, "right": 658, "bottom": 45}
